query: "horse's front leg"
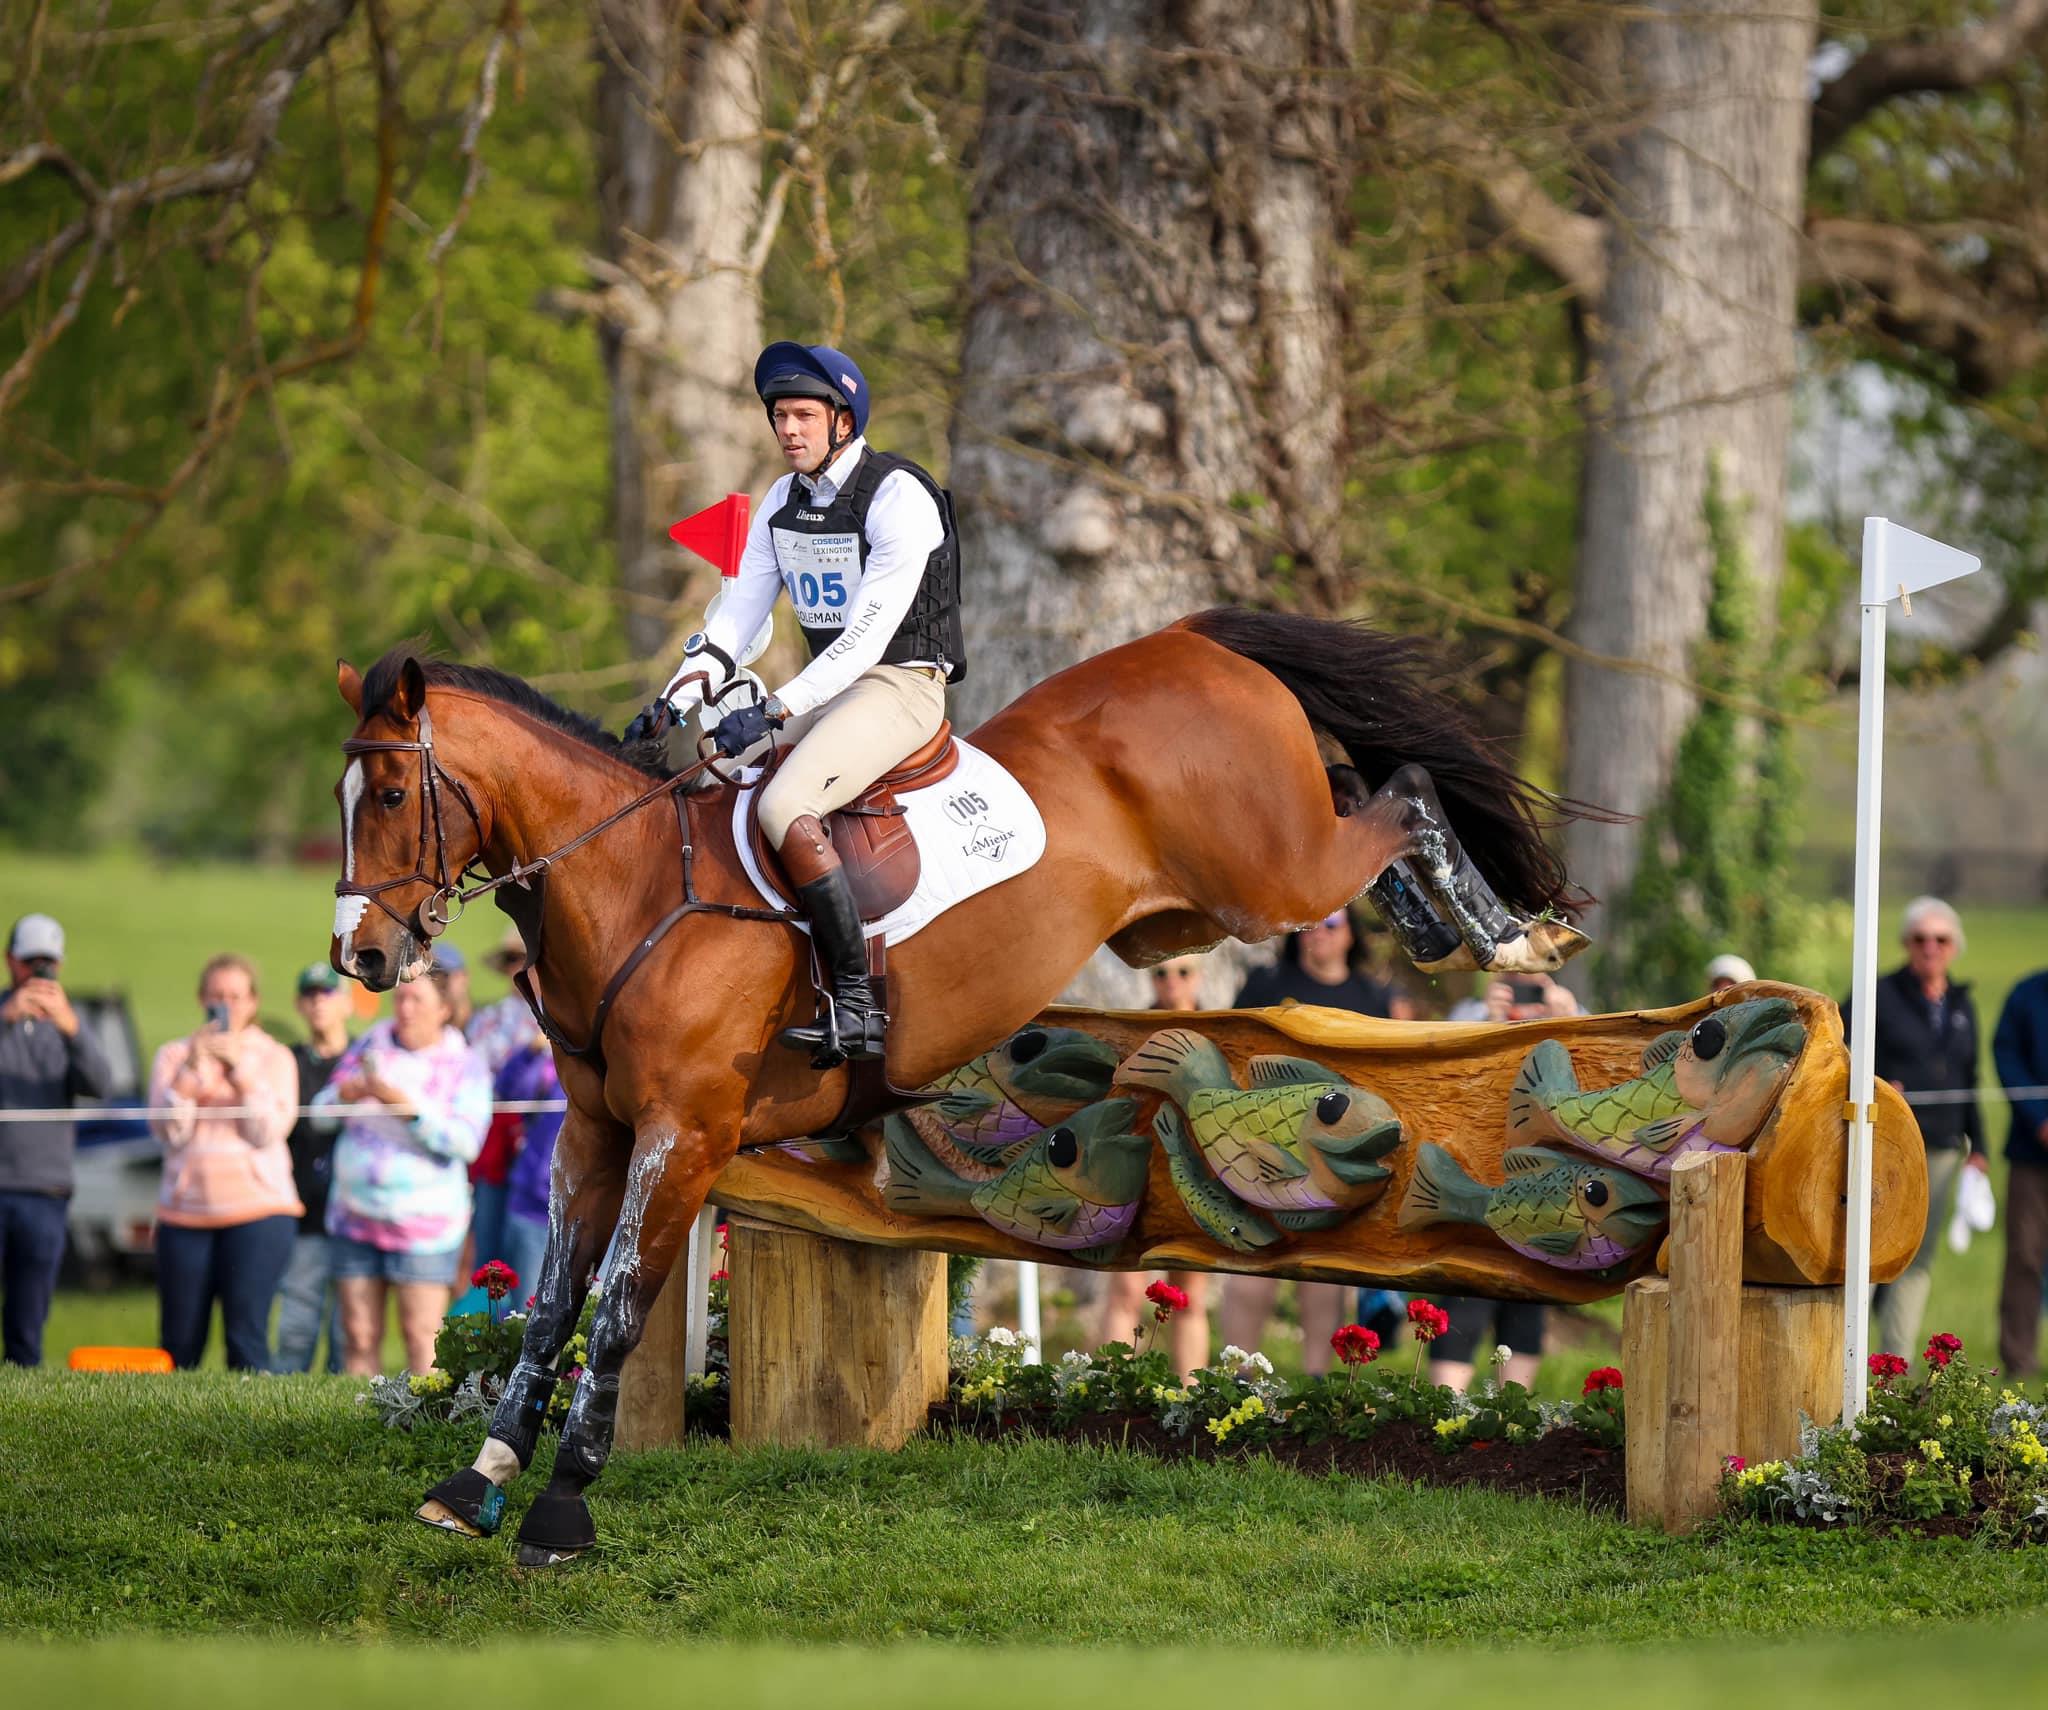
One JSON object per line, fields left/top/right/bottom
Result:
{"left": 512, "top": 1108, "right": 721, "bottom": 1567}
{"left": 416, "top": 1104, "right": 628, "bottom": 1539}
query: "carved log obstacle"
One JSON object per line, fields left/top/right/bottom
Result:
{"left": 642, "top": 983, "right": 1914, "bottom": 1513}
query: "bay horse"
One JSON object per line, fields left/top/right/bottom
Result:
{"left": 330, "top": 608, "right": 1594, "bottom": 1563}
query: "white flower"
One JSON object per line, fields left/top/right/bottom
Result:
{"left": 985, "top": 1326, "right": 1020, "bottom": 1348}
{"left": 1244, "top": 1351, "right": 1274, "bottom": 1375}
{"left": 1059, "top": 1348, "right": 1093, "bottom": 1370}
{"left": 1494, "top": 1344, "right": 1513, "bottom": 1367}
{"left": 1217, "top": 1344, "right": 1251, "bottom": 1367}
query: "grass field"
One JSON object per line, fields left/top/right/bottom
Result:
{"left": 4, "top": 1371, "right": 2047, "bottom": 1651}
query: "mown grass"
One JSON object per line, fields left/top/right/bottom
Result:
{"left": 3, "top": 1371, "right": 2045, "bottom": 1648}
{"left": 8, "top": 1620, "right": 2048, "bottom": 1710}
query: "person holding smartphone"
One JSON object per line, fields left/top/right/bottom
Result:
{"left": 0, "top": 913, "right": 113, "bottom": 1366}
{"left": 146, "top": 954, "right": 301, "bottom": 1370}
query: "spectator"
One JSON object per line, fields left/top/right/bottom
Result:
{"left": 1841, "top": 896, "right": 1987, "bottom": 1361}
{"left": 1994, "top": 965, "right": 2048, "bottom": 1378}
{"left": 465, "top": 928, "right": 541, "bottom": 1272}
{"left": 0, "top": 913, "right": 113, "bottom": 1367}
{"left": 273, "top": 963, "right": 355, "bottom": 1374}
{"left": 314, "top": 968, "right": 490, "bottom": 1374}
{"left": 1093, "top": 955, "right": 1212, "bottom": 1375}
{"left": 147, "top": 954, "right": 302, "bottom": 1371}
{"left": 1706, "top": 953, "right": 1756, "bottom": 993}
{"left": 434, "top": 944, "right": 475, "bottom": 1032}
{"left": 498, "top": 1039, "right": 565, "bottom": 1291}
{"left": 1428, "top": 978, "right": 1581, "bottom": 1390}
{"left": 1222, "top": 913, "right": 1391, "bottom": 1374}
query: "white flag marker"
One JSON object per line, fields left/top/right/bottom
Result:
{"left": 1843, "top": 518, "right": 1981, "bottom": 1425}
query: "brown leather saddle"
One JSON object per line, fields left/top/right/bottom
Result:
{"left": 746, "top": 721, "right": 960, "bottom": 919}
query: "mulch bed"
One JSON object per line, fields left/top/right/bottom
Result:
{"left": 928, "top": 1403, "right": 1626, "bottom": 1513}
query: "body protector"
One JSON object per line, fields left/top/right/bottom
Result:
{"left": 768, "top": 448, "right": 966, "bottom": 683}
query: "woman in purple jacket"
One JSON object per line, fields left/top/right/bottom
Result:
{"left": 496, "top": 1042, "right": 563, "bottom": 1297}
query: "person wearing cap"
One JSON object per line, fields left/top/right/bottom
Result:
{"left": 1218, "top": 914, "right": 1393, "bottom": 1375}
{"left": 0, "top": 913, "right": 113, "bottom": 1366}
{"left": 1706, "top": 953, "right": 1756, "bottom": 993}
{"left": 273, "top": 962, "right": 355, "bottom": 1374}
{"left": 623, "top": 341, "right": 964, "bottom": 1067}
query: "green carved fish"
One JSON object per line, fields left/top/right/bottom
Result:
{"left": 1507, "top": 998, "right": 1806, "bottom": 1179}
{"left": 1154, "top": 1104, "right": 1281, "bottom": 1253}
{"left": 881, "top": 1097, "right": 1150, "bottom": 1259}
{"left": 1115, "top": 1028, "right": 1403, "bottom": 1214}
{"left": 917, "top": 1026, "right": 1122, "bottom": 1168}
{"left": 1398, "top": 1142, "right": 1668, "bottom": 1272}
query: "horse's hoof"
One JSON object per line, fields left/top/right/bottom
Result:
{"left": 416, "top": 1468, "right": 507, "bottom": 1538}
{"left": 1485, "top": 921, "right": 1591, "bottom": 973}
{"left": 513, "top": 1541, "right": 590, "bottom": 1568}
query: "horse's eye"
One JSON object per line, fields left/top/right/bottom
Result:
{"left": 379, "top": 789, "right": 406, "bottom": 810}
{"left": 1046, "top": 1127, "right": 1078, "bottom": 1169}
{"left": 1314, "top": 1090, "right": 1350, "bottom": 1124}
{"left": 1691, "top": 1016, "right": 1727, "bottom": 1060}
{"left": 1583, "top": 1178, "right": 1610, "bottom": 1208}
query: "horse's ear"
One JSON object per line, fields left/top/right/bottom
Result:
{"left": 337, "top": 660, "right": 363, "bottom": 714}
{"left": 390, "top": 656, "right": 428, "bottom": 722}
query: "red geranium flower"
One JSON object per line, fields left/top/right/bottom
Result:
{"left": 1330, "top": 1324, "right": 1381, "bottom": 1367}
{"left": 1145, "top": 1280, "right": 1190, "bottom": 1320}
{"left": 1868, "top": 1351, "right": 1909, "bottom": 1383}
{"left": 1924, "top": 1332, "right": 1963, "bottom": 1369}
{"left": 1406, "top": 1299, "right": 1450, "bottom": 1343}
{"left": 1582, "top": 1366, "right": 1624, "bottom": 1395}
{"left": 710, "top": 1268, "right": 730, "bottom": 1284}
{"left": 1724, "top": 1455, "right": 1747, "bottom": 1475}
{"left": 471, "top": 1259, "right": 519, "bottom": 1301}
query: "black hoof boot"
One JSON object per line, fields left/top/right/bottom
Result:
{"left": 1369, "top": 859, "right": 1466, "bottom": 971}
{"left": 514, "top": 1483, "right": 597, "bottom": 1567}
{"left": 416, "top": 1468, "right": 507, "bottom": 1538}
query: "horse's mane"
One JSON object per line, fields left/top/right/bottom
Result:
{"left": 360, "top": 646, "right": 665, "bottom": 779}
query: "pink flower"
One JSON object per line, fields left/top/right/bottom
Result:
{"left": 1724, "top": 1455, "right": 1747, "bottom": 1474}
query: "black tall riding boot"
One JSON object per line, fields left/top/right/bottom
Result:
{"left": 775, "top": 816, "right": 886, "bottom": 1068}
{"left": 1367, "top": 859, "right": 1465, "bottom": 971}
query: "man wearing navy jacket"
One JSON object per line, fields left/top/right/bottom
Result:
{"left": 1995, "top": 964, "right": 2048, "bottom": 1378}
{"left": 1842, "top": 896, "right": 1986, "bottom": 1361}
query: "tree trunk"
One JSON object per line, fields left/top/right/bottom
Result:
{"left": 1562, "top": 0, "right": 1817, "bottom": 954}
{"left": 949, "top": 0, "right": 1354, "bottom": 732}
{"left": 595, "top": 0, "right": 772, "bottom": 659}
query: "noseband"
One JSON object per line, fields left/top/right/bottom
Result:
{"left": 337, "top": 705, "right": 487, "bottom": 944}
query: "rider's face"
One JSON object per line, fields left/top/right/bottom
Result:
{"left": 773, "top": 399, "right": 852, "bottom": 475}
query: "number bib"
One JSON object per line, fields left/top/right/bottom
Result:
{"left": 772, "top": 527, "right": 857, "bottom": 628}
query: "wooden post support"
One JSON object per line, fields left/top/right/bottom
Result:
{"left": 1738, "top": 1285, "right": 1843, "bottom": 1462}
{"left": 727, "top": 1214, "right": 948, "bottom": 1450}
{"left": 1621, "top": 1275, "right": 1671, "bottom": 1528}
{"left": 615, "top": 1258, "right": 692, "bottom": 1452}
{"left": 1661, "top": 1150, "right": 1747, "bottom": 1532}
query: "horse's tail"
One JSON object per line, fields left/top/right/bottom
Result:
{"left": 1182, "top": 606, "right": 1605, "bottom": 917}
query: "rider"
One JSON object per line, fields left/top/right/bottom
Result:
{"left": 625, "top": 342, "right": 964, "bottom": 1067}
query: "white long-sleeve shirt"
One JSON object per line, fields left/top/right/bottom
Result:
{"left": 663, "top": 437, "right": 945, "bottom": 720}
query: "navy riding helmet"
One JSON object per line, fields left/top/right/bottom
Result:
{"left": 753, "top": 341, "right": 871, "bottom": 438}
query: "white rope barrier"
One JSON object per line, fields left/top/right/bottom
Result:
{"left": 0, "top": 1098, "right": 571, "bottom": 1122}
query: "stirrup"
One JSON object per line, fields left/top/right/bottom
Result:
{"left": 779, "top": 989, "right": 887, "bottom": 1070}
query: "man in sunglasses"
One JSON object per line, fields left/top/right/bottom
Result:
{"left": 0, "top": 913, "right": 113, "bottom": 1365}
{"left": 624, "top": 342, "right": 963, "bottom": 1069}
{"left": 1841, "top": 895, "right": 1986, "bottom": 1361}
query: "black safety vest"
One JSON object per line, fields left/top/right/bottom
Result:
{"left": 767, "top": 449, "right": 967, "bottom": 683}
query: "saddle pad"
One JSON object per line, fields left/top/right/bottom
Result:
{"left": 731, "top": 739, "right": 1047, "bottom": 947}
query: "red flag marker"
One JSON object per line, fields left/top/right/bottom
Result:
{"left": 668, "top": 494, "right": 752, "bottom": 577}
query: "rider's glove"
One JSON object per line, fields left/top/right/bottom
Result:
{"left": 621, "top": 699, "right": 675, "bottom": 748}
{"left": 711, "top": 698, "right": 783, "bottom": 758}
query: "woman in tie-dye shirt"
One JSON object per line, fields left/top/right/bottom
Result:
{"left": 312, "top": 968, "right": 489, "bottom": 1373}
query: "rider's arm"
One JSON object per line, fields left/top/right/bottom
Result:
{"left": 772, "top": 470, "right": 944, "bottom": 719}
{"left": 660, "top": 480, "right": 790, "bottom": 709}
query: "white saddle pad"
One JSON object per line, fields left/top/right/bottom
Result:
{"left": 731, "top": 738, "right": 1047, "bottom": 946}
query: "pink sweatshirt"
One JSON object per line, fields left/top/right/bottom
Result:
{"left": 148, "top": 1028, "right": 303, "bottom": 1229}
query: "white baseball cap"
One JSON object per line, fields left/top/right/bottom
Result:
{"left": 1705, "top": 953, "right": 1755, "bottom": 986}
{"left": 9, "top": 913, "right": 65, "bottom": 961}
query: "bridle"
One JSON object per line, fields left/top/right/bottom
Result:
{"left": 336, "top": 705, "right": 493, "bottom": 944}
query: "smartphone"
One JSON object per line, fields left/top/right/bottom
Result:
{"left": 204, "top": 1002, "right": 231, "bottom": 1029}
{"left": 23, "top": 957, "right": 58, "bottom": 981}
{"left": 1508, "top": 979, "right": 1548, "bottom": 1008}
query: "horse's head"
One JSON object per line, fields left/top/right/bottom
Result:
{"left": 331, "top": 654, "right": 485, "bottom": 992}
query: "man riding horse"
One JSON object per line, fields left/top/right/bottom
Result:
{"left": 625, "top": 342, "right": 964, "bottom": 1069}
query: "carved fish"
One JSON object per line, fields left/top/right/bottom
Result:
{"left": 1398, "top": 1142, "right": 1668, "bottom": 1272}
{"left": 881, "top": 1097, "right": 1150, "bottom": 1260}
{"left": 915, "top": 1025, "right": 1122, "bottom": 1170}
{"left": 1153, "top": 1104, "right": 1281, "bottom": 1253}
{"left": 1507, "top": 999, "right": 1806, "bottom": 1178}
{"left": 1115, "top": 1029, "right": 1403, "bottom": 1213}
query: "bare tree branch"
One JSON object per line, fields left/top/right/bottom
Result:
{"left": 1409, "top": 120, "right": 1607, "bottom": 300}
{"left": 1811, "top": 0, "right": 2048, "bottom": 162}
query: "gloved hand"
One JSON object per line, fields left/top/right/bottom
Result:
{"left": 621, "top": 699, "right": 674, "bottom": 747}
{"left": 711, "top": 698, "right": 783, "bottom": 758}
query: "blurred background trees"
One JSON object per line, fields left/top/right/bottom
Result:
{"left": 5, "top": 0, "right": 2047, "bottom": 1001}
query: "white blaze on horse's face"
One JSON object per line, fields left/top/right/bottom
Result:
{"left": 334, "top": 759, "right": 369, "bottom": 971}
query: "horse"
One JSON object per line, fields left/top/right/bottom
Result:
{"left": 329, "top": 607, "right": 1597, "bottom": 1563}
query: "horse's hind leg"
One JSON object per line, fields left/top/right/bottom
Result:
{"left": 1370, "top": 764, "right": 1587, "bottom": 975}
{"left": 512, "top": 1112, "right": 713, "bottom": 1568}
{"left": 417, "top": 1107, "right": 627, "bottom": 1540}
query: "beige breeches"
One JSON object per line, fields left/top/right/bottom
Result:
{"left": 758, "top": 664, "right": 948, "bottom": 850}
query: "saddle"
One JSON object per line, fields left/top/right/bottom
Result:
{"left": 746, "top": 721, "right": 960, "bottom": 920}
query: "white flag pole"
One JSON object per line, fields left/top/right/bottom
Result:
{"left": 1843, "top": 518, "right": 1981, "bottom": 1425}
{"left": 1016, "top": 1259, "right": 1043, "bottom": 1363}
